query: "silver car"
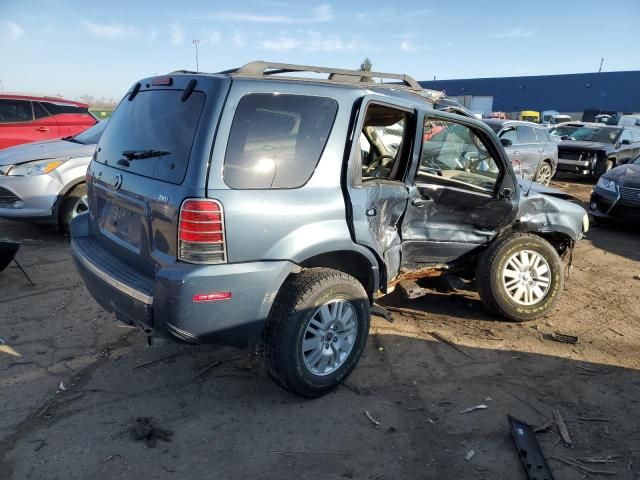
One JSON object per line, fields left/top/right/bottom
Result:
{"left": 0, "top": 120, "right": 106, "bottom": 229}
{"left": 484, "top": 119, "right": 558, "bottom": 185}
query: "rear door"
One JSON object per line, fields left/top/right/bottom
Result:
{"left": 401, "top": 112, "right": 517, "bottom": 267}
{"left": 87, "top": 76, "right": 230, "bottom": 276}
{"left": 515, "top": 125, "right": 542, "bottom": 180}
{"left": 31, "top": 102, "right": 61, "bottom": 141}
{"left": 41, "top": 101, "right": 95, "bottom": 136}
{"left": 346, "top": 97, "right": 417, "bottom": 285}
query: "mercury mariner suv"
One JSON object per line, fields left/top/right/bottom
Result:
{"left": 71, "top": 62, "right": 588, "bottom": 397}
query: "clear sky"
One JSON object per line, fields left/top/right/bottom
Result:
{"left": 1, "top": 0, "right": 639, "bottom": 101}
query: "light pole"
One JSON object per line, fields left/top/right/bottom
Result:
{"left": 192, "top": 40, "right": 200, "bottom": 72}
{"left": 0, "top": 80, "right": 3, "bottom": 93}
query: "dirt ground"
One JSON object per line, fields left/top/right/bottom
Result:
{"left": 1, "top": 176, "right": 639, "bottom": 480}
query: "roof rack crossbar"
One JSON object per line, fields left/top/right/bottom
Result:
{"left": 227, "top": 61, "right": 422, "bottom": 90}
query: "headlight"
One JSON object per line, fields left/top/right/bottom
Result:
{"left": 582, "top": 213, "right": 589, "bottom": 233}
{"left": 6, "top": 158, "right": 68, "bottom": 177}
{"left": 596, "top": 177, "right": 617, "bottom": 193}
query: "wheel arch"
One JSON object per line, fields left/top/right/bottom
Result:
{"left": 299, "top": 250, "right": 378, "bottom": 302}
{"left": 52, "top": 177, "right": 86, "bottom": 223}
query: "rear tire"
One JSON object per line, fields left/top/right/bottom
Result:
{"left": 534, "top": 161, "right": 553, "bottom": 185}
{"left": 476, "top": 233, "right": 563, "bottom": 322}
{"left": 262, "top": 268, "right": 370, "bottom": 397}
{"left": 59, "top": 183, "right": 88, "bottom": 231}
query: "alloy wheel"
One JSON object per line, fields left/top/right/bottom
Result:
{"left": 302, "top": 299, "right": 358, "bottom": 376}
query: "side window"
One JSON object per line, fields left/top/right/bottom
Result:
{"left": 619, "top": 129, "right": 633, "bottom": 143}
{"left": 33, "top": 102, "right": 50, "bottom": 120}
{"left": 535, "top": 128, "right": 549, "bottom": 143}
{"left": 359, "top": 104, "right": 411, "bottom": 183}
{"left": 518, "top": 126, "right": 538, "bottom": 144}
{"left": 0, "top": 99, "right": 33, "bottom": 123}
{"left": 631, "top": 130, "right": 640, "bottom": 143}
{"left": 500, "top": 128, "right": 518, "bottom": 144}
{"left": 41, "top": 102, "right": 87, "bottom": 115}
{"left": 419, "top": 118, "right": 501, "bottom": 193}
{"left": 224, "top": 93, "right": 338, "bottom": 189}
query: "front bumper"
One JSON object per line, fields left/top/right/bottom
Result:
{"left": 556, "top": 157, "right": 592, "bottom": 175}
{"left": 0, "top": 174, "right": 63, "bottom": 221}
{"left": 70, "top": 216, "right": 296, "bottom": 347}
{"left": 589, "top": 188, "right": 640, "bottom": 223}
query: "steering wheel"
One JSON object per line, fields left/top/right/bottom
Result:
{"left": 366, "top": 155, "right": 395, "bottom": 174}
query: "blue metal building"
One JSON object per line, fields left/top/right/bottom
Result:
{"left": 419, "top": 70, "right": 640, "bottom": 117}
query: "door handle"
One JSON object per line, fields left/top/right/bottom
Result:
{"left": 366, "top": 207, "right": 377, "bottom": 217}
{"left": 411, "top": 197, "right": 432, "bottom": 207}
{"left": 35, "top": 127, "right": 51, "bottom": 132}
{"left": 513, "top": 151, "right": 520, "bottom": 155}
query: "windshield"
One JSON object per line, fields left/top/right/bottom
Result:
{"left": 73, "top": 120, "right": 108, "bottom": 145}
{"left": 567, "top": 127, "right": 620, "bottom": 143}
{"left": 522, "top": 116, "right": 538, "bottom": 123}
{"left": 95, "top": 90, "right": 205, "bottom": 184}
{"left": 634, "top": 156, "right": 640, "bottom": 165}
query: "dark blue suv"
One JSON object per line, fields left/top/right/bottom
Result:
{"left": 71, "top": 62, "right": 588, "bottom": 397}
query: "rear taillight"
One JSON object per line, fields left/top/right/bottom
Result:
{"left": 178, "top": 199, "right": 226, "bottom": 264}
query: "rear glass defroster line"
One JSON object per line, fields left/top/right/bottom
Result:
{"left": 182, "top": 79, "right": 197, "bottom": 102}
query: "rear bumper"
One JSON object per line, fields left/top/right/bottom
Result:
{"left": 70, "top": 216, "right": 296, "bottom": 347}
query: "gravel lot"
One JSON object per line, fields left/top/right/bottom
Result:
{"left": 1, "top": 177, "right": 639, "bottom": 480}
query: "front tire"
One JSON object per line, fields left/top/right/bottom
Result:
{"left": 476, "top": 233, "right": 564, "bottom": 322}
{"left": 262, "top": 268, "right": 370, "bottom": 397}
{"left": 59, "top": 183, "right": 88, "bottom": 231}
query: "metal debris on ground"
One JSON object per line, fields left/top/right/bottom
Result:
{"left": 550, "top": 456, "right": 617, "bottom": 476}
{"left": 397, "top": 280, "right": 424, "bottom": 299}
{"left": 553, "top": 409, "right": 572, "bottom": 446}
{"left": 371, "top": 304, "right": 393, "bottom": 322}
{"left": 465, "top": 450, "right": 475, "bottom": 461}
{"left": 550, "top": 332, "right": 579, "bottom": 345}
{"left": 459, "top": 404, "right": 488, "bottom": 414}
{"left": 577, "top": 455, "right": 620, "bottom": 464}
{"left": 57, "top": 382, "right": 66, "bottom": 392}
{"left": 130, "top": 417, "right": 174, "bottom": 448}
{"left": 429, "top": 331, "right": 477, "bottom": 360}
{"left": 508, "top": 415, "right": 556, "bottom": 480}
{"left": 364, "top": 410, "right": 380, "bottom": 426}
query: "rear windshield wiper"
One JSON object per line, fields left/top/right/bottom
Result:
{"left": 121, "top": 149, "right": 170, "bottom": 160}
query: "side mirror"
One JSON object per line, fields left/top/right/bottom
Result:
{"left": 500, "top": 138, "right": 513, "bottom": 147}
{"left": 499, "top": 187, "right": 513, "bottom": 199}
{"left": 621, "top": 139, "right": 631, "bottom": 145}
{"left": 560, "top": 135, "right": 568, "bottom": 140}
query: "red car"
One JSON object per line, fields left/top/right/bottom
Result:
{"left": 0, "top": 94, "right": 97, "bottom": 150}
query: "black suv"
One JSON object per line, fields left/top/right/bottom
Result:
{"left": 557, "top": 124, "right": 640, "bottom": 177}
{"left": 71, "top": 62, "right": 588, "bottom": 397}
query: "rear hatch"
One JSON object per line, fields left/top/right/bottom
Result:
{"left": 87, "top": 75, "right": 230, "bottom": 277}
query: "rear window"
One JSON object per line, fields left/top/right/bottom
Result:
{"left": 223, "top": 93, "right": 338, "bottom": 189}
{"left": 41, "top": 102, "right": 88, "bottom": 115}
{"left": 95, "top": 90, "right": 205, "bottom": 184}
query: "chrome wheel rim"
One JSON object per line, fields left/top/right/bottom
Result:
{"left": 302, "top": 299, "right": 358, "bottom": 376}
{"left": 536, "top": 164, "right": 552, "bottom": 185}
{"left": 502, "top": 250, "right": 551, "bottom": 306}
{"left": 72, "top": 196, "right": 89, "bottom": 218}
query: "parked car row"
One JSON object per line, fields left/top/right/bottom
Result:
{"left": 0, "top": 94, "right": 97, "bottom": 149}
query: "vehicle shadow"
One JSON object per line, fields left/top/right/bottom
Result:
{"left": 2, "top": 330, "right": 639, "bottom": 480}
{"left": 586, "top": 221, "right": 640, "bottom": 262}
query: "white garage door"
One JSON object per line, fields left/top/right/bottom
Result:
{"left": 470, "top": 96, "right": 494, "bottom": 116}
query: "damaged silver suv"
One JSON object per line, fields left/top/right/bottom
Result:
{"left": 70, "top": 62, "right": 588, "bottom": 397}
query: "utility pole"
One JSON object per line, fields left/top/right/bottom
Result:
{"left": 0, "top": 80, "right": 3, "bottom": 93}
{"left": 192, "top": 40, "right": 200, "bottom": 72}
{"left": 598, "top": 58, "right": 604, "bottom": 73}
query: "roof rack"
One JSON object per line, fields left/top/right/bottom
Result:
{"left": 222, "top": 61, "right": 423, "bottom": 90}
